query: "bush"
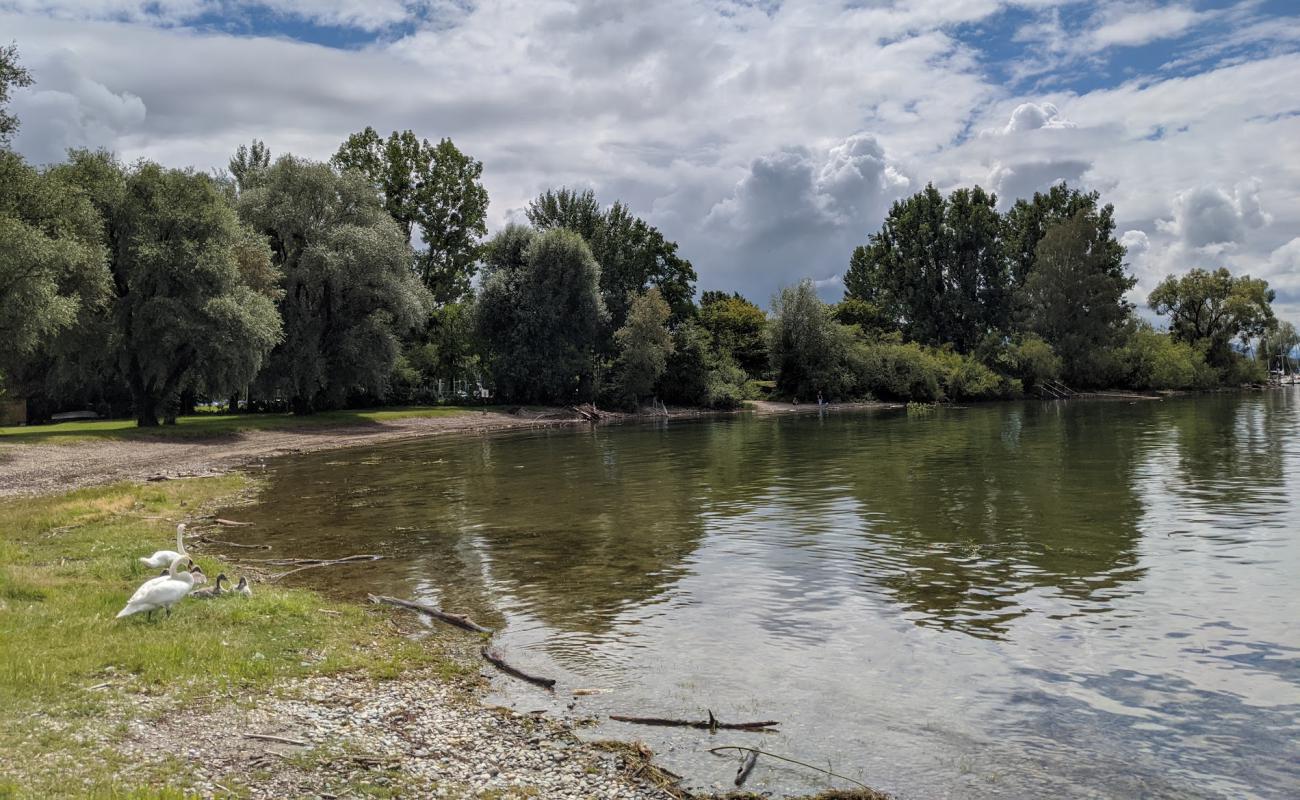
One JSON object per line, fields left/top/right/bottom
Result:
{"left": 1119, "top": 325, "right": 1218, "bottom": 390}
{"left": 848, "top": 341, "right": 944, "bottom": 401}
{"left": 1007, "top": 334, "right": 1061, "bottom": 391}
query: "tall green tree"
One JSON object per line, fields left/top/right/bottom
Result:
{"left": 333, "top": 127, "right": 488, "bottom": 304}
{"left": 698, "top": 291, "right": 768, "bottom": 376}
{"left": 54, "top": 152, "right": 283, "bottom": 426}
{"left": 844, "top": 184, "right": 1006, "bottom": 351}
{"left": 238, "top": 156, "right": 429, "bottom": 413}
{"left": 475, "top": 225, "right": 608, "bottom": 404}
{"left": 613, "top": 287, "right": 674, "bottom": 406}
{"left": 1003, "top": 183, "right": 1117, "bottom": 287}
{"left": 1020, "top": 210, "right": 1136, "bottom": 387}
{"left": 228, "top": 139, "right": 271, "bottom": 194}
{"left": 526, "top": 188, "right": 697, "bottom": 326}
{"left": 1148, "top": 267, "right": 1276, "bottom": 370}
{"left": 0, "top": 43, "right": 33, "bottom": 147}
{"left": 769, "top": 280, "right": 854, "bottom": 399}
{"left": 0, "top": 151, "right": 109, "bottom": 387}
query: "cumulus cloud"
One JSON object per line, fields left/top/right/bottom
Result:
{"left": 1001, "top": 101, "right": 1076, "bottom": 134}
{"left": 1157, "top": 180, "right": 1272, "bottom": 249}
{"left": 9, "top": 49, "right": 146, "bottom": 165}
{"left": 987, "top": 159, "right": 1091, "bottom": 206}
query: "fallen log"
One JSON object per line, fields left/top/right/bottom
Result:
{"left": 368, "top": 594, "right": 493, "bottom": 633}
{"left": 734, "top": 750, "right": 759, "bottom": 787}
{"left": 480, "top": 646, "right": 556, "bottom": 689}
{"left": 610, "top": 710, "right": 779, "bottom": 731}
{"left": 216, "top": 518, "right": 255, "bottom": 527}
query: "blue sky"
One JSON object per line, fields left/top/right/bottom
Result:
{"left": 4, "top": 0, "right": 1300, "bottom": 320}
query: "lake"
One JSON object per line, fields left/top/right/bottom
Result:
{"left": 218, "top": 392, "right": 1300, "bottom": 798}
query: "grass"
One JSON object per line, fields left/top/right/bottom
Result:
{"left": 0, "top": 477, "right": 458, "bottom": 798}
{"left": 0, "top": 405, "right": 477, "bottom": 445}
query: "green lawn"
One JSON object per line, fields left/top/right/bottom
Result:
{"left": 0, "top": 477, "right": 463, "bottom": 798}
{"left": 0, "top": 405, "right": 477, "bottom": 445}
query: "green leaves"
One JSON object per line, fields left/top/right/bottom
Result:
{"left": 1148, "top": 267, "right": 1276, "bottom": 372}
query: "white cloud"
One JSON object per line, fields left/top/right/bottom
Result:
{"left": 1089, "top": 4, "right": 1205, "bottom": 49}
{"left": 1157, "top": 181, "right": 1272, "bottom": 249}
{"left": 1001, "top": 101, "right": 1076, "bottom": 134}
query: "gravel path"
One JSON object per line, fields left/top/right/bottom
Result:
{"left": 0, "top": 411, "right": 586, "bottom": 498}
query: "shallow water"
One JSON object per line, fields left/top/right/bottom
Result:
{"left": 219, "top": 392, "right": 1300, "bottom": 798}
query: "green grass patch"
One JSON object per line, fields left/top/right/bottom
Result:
{"left": 0, "top": 405, "right": 476, "bottom": 445}
{"left": 0, "top": 477, "right": 456, "bottom": 798}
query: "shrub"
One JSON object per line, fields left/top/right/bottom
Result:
{"left": 1120, "top": 325, "right": 1216, "bottom": 390}
{"left": 848, "top": 341, "right": 944, "bottom": 401}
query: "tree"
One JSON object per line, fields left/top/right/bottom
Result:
{"left": 1020, "top": 210, "right": 1135, "bottom": 387}
{"left": 1, "top": 43, "right": 33, "bottom": 147}
{"left": 526, "top": 188, "right": 697, "bottom": 326}
{"left": 238, "top": 156, "right": 429, "bottom": 413}
{"left": 475, "top": 226, "right": 608, "bottom": 404}
{"left": 612, "top": 287, "right": 674, "bottom": 406}
{"left": 768, "top": 280, "right": 854, "bottom": 399}
{"left": 333, "top": 128, "right": 488, "bottom": 304}
{"left": 54, "top": 152, "right": 283, "bottom": 426}
{"left": 1259, "top": 320, "right": 1299, "bottom": 374}
{"left": 228, "top": 139, "right": 271, "bottom": 194}
{"left": 0, "top": 151, "right": 109, "bottom": 390}
{"left": 698, "top": 291, "right": 768, "bottom": 377}
{"left": 1148, "top": 267, "right": 1276, "bottom": 371}
{"left": 844, "top": 184, "right": 1006, "bottom": 351}
{"left": 1003, "top": 183, "right": 1115, "bottom": 287}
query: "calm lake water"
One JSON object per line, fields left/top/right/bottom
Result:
{"left": 220, "top": 392, "right": 1300, "bottom": 798}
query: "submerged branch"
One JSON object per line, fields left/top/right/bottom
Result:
{"left": 480, "top": 646, "right": 556, "bottom": 689}
{"left": 707, "top": 746, "right": 882, "bottom": 794}
{"left": 368, "top": 594, "right": 493, "bottom": 633}
{"left": 610, "top": 710, "right": 779, "bottom": 731}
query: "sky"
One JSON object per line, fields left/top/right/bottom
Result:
{"left": 3, "top": 0, "right": 1300, "bottom": 322}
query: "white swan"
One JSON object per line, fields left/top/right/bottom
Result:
{"left": 116, "top": 556, "right": 195, "bottom": 621}
{"left": 140, "top": 524, "right": 188, "bottom": 569}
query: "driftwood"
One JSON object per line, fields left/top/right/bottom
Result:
{"left": 215, "top": 518, "right": 255, "bottom": 527}
{"left": 610, "top": 710, "right": 778, "bottom": 731}
{"left": 266, "top": 554, "right": 382, "bottom": 581}
{"left": 242, "top": 733, "right": 308, "bottom": 747}
{"left": 368, "top": 594, "right": 493, "bottom": 633}
{"left": 196, "top": 535, "right": 271, "bottom": 550}
{"left": 571, "top": 404, "right": 603, "bottom": 421}
{"left": 480, "top": 646, "right": 556, "bottom": 689}
{"left": 707, "top": 747, "right": 878, "bottom": 793}
{"left": 734, "top": 750, "right": 759, "bottom": 787}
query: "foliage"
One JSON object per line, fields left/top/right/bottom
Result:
{"left": 527, "top": 188, "right": 697, "bottom": 326}
{"left": 768, "top": 281, "right": 855, "bottom": 399}
{"left": 227, "top": 139, "right": 270, "bottom": 194}
{"left": 333, "top": 127, "right": 489, "bottom": 304}
{"left": 831, "top": 297, "right": 891, "bottom": 339}
{"left": 0, "top": 42, "right": 32, "bottom": 146}
{"left": 1258, "top": 321, "right": 1299, "bottom": 372}
{"left": 699, "top": 290, "right": 768, "bottom": 376}
{"left": 847, "top": 340, "right": 944, "bottom": 401}
{"left": 238, "top": 156, "right": 428, "bottom": 413}
{"left": 657, "top": 319, "right": 748, "bottom": 409}
{"left": 1119, "top": 323, "right": 1216, "bottom": 390}
{"left": 1003, "top": 183, "right": 1117, "bottom": 288}
{"left": 1020, "top": 210, "right": 1135, "bottom": 387}
{"left": 1148, "top": 267, "right": 1276, "bottom": 371}
{"left": 845, "top": 184, "right": 1007, "bottom": 351}
{"left": 53, "top": 152, "right": 283, "bottom": 426}
{"left": 0, "top": 151, "right": 109, "bottom": 388}
{"left": 612, "top": 287, "right": 674, "bottom": 406}
{"left": 475, "top": 226, "right": 608, "bottom": 404}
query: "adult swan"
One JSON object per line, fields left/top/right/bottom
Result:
{"left": 117, "top": 556, "right": 195, "bottom": 621}
{"left": 140, "top": 524, "right": 188, "bottom": 569}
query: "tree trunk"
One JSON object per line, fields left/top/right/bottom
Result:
{"left": 136, "top": 398, "right": 161, "bottom": 427}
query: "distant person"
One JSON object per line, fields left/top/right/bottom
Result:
{"left": 817, "top": 392, "right": 824, "bottom": 407}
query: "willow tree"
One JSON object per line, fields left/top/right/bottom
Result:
{"left": 239, "top": 156, "right": 429, "bottom": 413}
{"left": 52, "top": 152, "right": 282, "bottom": 426}
{"left": 1148, "top": 267, "right": 1276, "bottom": 371}
{"left": 475, "top": 225, "right": 607, "bottom": 403}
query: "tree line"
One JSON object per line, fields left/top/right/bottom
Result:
{"left": 1, "top": 45, "right": 1293, "bottom": 426}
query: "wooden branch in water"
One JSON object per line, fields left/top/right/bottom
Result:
{"left": 734, "top": 750, "right": 759, "bottom": 787}
{"left": 610, "top": 710, "right": 779, "bottom": 731}
{"left": 480, "top": 646, "right": 556, "bottom": 689}
{"left": 367, "top": 594, "right": 493, "bottom": 633}
{"left": 707, "top": 747, "right": 879, "bottom": 794}
{"left": 267, "top": 554, "right": 382, "bottom": 580}
{"left": 196, "top": 535, "right": 271, "bottom": 550}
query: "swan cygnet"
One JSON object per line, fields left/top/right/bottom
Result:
{"left": 234, "top": 576, "right": 253, "bottom": 598}
{"left": 189, "top": 573, "right": 229, "bottom": 599}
